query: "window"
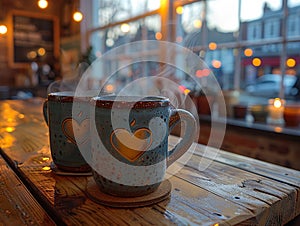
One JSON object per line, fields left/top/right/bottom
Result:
{"left": 92, "top": 0, "right": 160, "bottom": 28}
{"left": 247, "top": 22, "right": 262, "bottom": 40}
{"left": 82, "top": 0, "right": 300, "bottom": 106}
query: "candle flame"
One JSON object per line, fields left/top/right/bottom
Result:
{"left": 274, "top": 98, "right": 282, "bottom": 108}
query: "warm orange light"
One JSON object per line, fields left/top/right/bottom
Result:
{"left": 5, "top": 127, "right": 15, "bottom": 133}
{"left": 184, "top": 88, "right": 191, "bottom": 95}
{"left": 105, "top": 84, "right": 115, "bottom": 93}
{"left": 176, "top": 6, "right": 184, "bottom": 14}
{"left": 120, "top": 23, "right": 130, "bottom": 33}
{"left": 73, "top": 11, "right": 83, "bottom": 22}
{"left": 0, "top": 25, "right": 7, "bottom": 35}
{"left": 155, "top": 32, "right": 162, "bottom": 40}
{"left": 193, "top": 19, "right": 202, "bottom": 29}
{"left": 212, "top": 60, "right": 222, "bottom": 69}
{"left": 273, "top": 98, "right": 282, "bottom": 108}
{"left": 37, "top": 47, "right": 46, "bottom": 56}
{"left": 209, "top": 42, "right": 217, "bottom": 51}
{"left": 38, "top": 0, "right": 48, "bottom": 9}
{"left": 27, "top": 51, "right": 37, "bottom": 60}
{"left": 244, "top": 48, "right": 253, "bottom": 57}
{"left": 42, "top": 157, "right": 50, "bottom": 161}
{"left": 18, "top": 114, "right": 25, "bottom": 119}
{"left": 286, "top": 58, "right": 296, "bottom": 67}
{"left": 274, "top": 126, "right": 283, "bottom": 132}
{"left": 42, "top": 166, "right": 51, "bottom": 171}
{"left": 252, "top": 58, "right": 261, "bottom": 67}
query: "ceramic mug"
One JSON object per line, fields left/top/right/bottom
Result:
{"left": 90, "top": 95, "right": 196, "bottom": 197}
{"left": 43, "top": 91, "right": 107, "bottom": 172}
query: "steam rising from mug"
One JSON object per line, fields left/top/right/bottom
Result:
{"left": 47, "top": 62, "right": 90, "bottom": 94}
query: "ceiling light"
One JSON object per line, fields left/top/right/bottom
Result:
{"left": 38, "top": 0, "right": 48, "bottom": 9}
{"left": 0, "top": 25, "right": 7, "bottom": 35}
{"left": 73, "top": 11, "right": 83, "bottom": 22}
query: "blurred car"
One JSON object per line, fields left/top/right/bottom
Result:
{"left": 245, "top": 74, "right": 297, "bottom": 97}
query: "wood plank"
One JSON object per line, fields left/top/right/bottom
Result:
{"left": 17, "top": 157, "right": 259, "bottom": 225}
{"left": 0, "top": 99, "right": 300, "bottom": 225}
{"left": 0, "top": 155, "right": 55, "bottom": 225}
{"left": 169, "top": 136, "right": 300, "bottom": 219}
{"left": 0, "top": 98, "right": 50, "bottom": 165}
{"left": 0, "top": 99, "right": 255, "bottom": 225}
{"left": 170, "top": 136, "right": 300, "bottom": 223}
{"left": 173, "top": 155, "right": 298, "bottom": 225}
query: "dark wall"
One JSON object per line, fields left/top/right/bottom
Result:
{"left": 0, "top": 0, "right": 80, "bottom": 87}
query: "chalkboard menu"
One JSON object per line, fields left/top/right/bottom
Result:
{"left": 9, "top": 10, "right": 59, "bottom": 68}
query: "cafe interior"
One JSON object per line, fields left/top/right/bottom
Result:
{"left": 0, "top": 0, "right": 300, "bottom": 225}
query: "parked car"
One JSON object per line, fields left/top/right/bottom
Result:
{"left": 245, "top": 74, "right": 297, "bottom": 97}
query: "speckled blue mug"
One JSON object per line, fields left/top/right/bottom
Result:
{"left": 43, "top": 91, "right": 106, "bottom": 172}
{"left": 90, "top": 95, "right": 196, "bottom": 197}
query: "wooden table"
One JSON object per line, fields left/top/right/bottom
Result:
{"left": 0, "top": 98, "right": 299, "bottom": 226}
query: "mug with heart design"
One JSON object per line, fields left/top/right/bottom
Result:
{"left": 43, "top": 91, "right": 105, "bottom": 172}
{"left": 90, "top": 95, "right": 196, "bottom": 197}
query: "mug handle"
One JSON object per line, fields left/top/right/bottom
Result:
{"left": 43, "top": 100, "right": 49, "bottom": 125}
{"left": 167, "top": 108, "right": 196, "bottom": 167}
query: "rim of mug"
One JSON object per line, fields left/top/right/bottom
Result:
{"left": 91, "top": 95, "right": 170, "bottom": 109}
{"left": 47, "top": 91, "right": 113, "bottom": 102}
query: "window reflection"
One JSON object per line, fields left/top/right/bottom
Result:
{"left": 91, "top": 15, "right": 161, "bottom": 55}
{"left": 93, "top": 0, "right": 160, "bottom": 27}
{"left": 88, "top": 0, "right": 300, "bottom": 102}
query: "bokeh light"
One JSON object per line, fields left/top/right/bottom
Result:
{"left": 252, "top": 58, "right": 261, "bottom": 67}
{"left": 244, "top": 48, "right": 253, "bottom": 57}
{"left": 176, "top": 6, "right": 184, "bottom": 14}
{"left": 0, "top": 25, "right": 8, "bottom": 35}
{"left": 209, "top": 42, "right": 217, "bottom": 51}
{"left": 193, "top": 20, "right": 202, "bottom": 29}
{"left": 286, "top": 58, "right": 296, "bottom": 67}
{"left": 38, "top": 0, "right": 48, "bottom": 9}
{"left": 73, "top": 11, "right": 83, "bottom": 22}
{"left": 155, "top": 32, "right": 162, "bottom": 40}
{"left": 121, "top": 23, "right": 130, "bottom": 33}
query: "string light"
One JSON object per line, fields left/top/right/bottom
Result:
{"left": 120, "top": 23, "right": 130, "bottom": 33}
{"left": 0, "top": 25, "right": 7, "bottom": 35}
{"left": 38, "top": 0, "right": 48, "bottom": 9}
{"left": 176, "top": 6, "right": 184, "bottom": 14}
{"left": 73, "top": 11, "right": 83, "bottom": 22}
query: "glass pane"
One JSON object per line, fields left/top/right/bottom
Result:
{"left": 91, "top": 14, "right": 161, "bottom": 55}
{"left": 240, "top": 1, "right": 300, "bottom": 102}
{"left": 92, "top": 0, "right": 160, "bottom": 27}
{"left": 207, "top": 0, "right": 239, "bottom": 33}
{"left": 240, "top": 0, "right": 282, "bottom": 22}
{"left": 175, "top": 1, "right": 204, "bottom": 47}
{"left": 287, "top": 42, "right": 300, "bottom": 100}
{"left": 205, "top": 48, "right": 235, "bottom": 90}
{"left": 287, "top": 2, "right": 300, "bottom": 37}
{"left": 288, "top": 0, "right": 300, "bottom": 7}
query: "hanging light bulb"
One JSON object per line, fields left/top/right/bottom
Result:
{"left": 0, "top": 25, "right": 7, "bottom": 35}
{"left": 73, "top": 11, "right": 83, "bottom": 22}
{"left": 38, "top": 0, "right": 48, "bottom": 9}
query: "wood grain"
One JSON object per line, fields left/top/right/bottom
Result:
{"left": 0, "top": 98, "right": 299, "bottom": 225}
{"left": 0, "top": 155, "right": 55, "bottom": 225}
